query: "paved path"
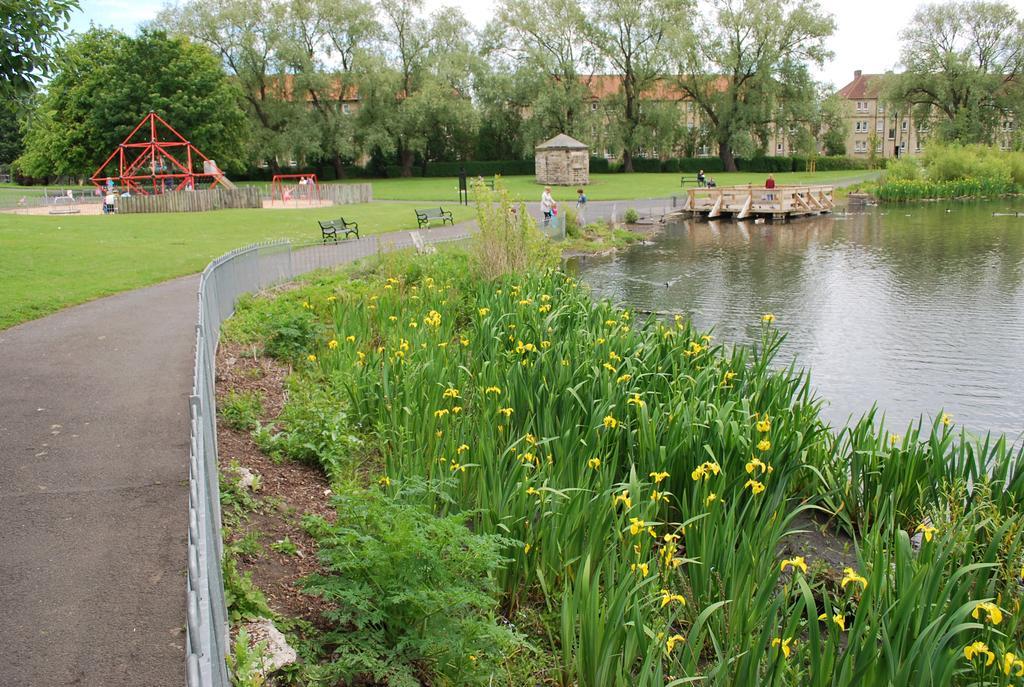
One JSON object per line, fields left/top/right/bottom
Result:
{"left": 0, "top": 225, "right": 477, "bottom": 686}
{"left": 0, "top": 275, "right": 197, "bottom": 686}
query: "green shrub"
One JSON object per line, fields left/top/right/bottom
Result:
{"left": 219, "top": 390, "right": 264, "bottom": 431}
{"left": 264, "top": 310, "right": 320, "bottom": 362}
{"left": 223, "top": 557, "right": 273, "bottom": 624}
{"left": 253, "top": 385, "right": 361, "bottom": 482}
{"left": 623, "top": 207, "right": 639, "bottom": 223}
{"left": 470, "top": 180, "right": 559, "bottom": 279}
{"left": 301, "top": 489, "right": 525, "bottom": 686}
{"left": 225, "top": 628, "right": 270, "bottom": 687}
{"left": 884, "top": 156, "right": 921, "bottom": 182}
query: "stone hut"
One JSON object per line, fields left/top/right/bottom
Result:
{"left": 535, "top": 134, "right": 589, "bottom": 186}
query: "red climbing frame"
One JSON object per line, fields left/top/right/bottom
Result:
{"left": 89, "top": 112, "right": 228, "bottom": 195}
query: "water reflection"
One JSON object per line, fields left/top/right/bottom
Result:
{"left": 572, "top": 203, "right": 1024, "bottom": 440}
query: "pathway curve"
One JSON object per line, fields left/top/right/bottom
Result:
{"left": 0, "top": 223, "right": 474, "bottom": 686}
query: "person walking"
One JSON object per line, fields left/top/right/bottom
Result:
{"left": 575, "top": 187, "right": 588, "bottom": 226}
{"left": 541, "top": 186, "right": 555, "bottom": 226}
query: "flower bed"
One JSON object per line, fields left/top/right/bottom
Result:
{"left": 222, "top": 246, "right": 1024, "bottom": 686}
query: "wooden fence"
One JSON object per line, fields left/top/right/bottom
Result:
{"left": 118, "top": 187, "right": 262, "bottom": 214}
{"left": 318, "top": 183, "right": 373, "bottom": 205}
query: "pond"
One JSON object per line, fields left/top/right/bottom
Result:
{"left": 571, "top": 202, "right": 1024, "bottom": 441}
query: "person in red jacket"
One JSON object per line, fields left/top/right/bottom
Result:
{"left": 765, "top": 174, "right": 776, "bottom": 201}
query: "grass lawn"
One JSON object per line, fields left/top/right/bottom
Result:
{"left": 328, "top": 170, "right": 880, "bottom": 202}
{"left": 0, "top": 202, "right": 474, "bottom": 330}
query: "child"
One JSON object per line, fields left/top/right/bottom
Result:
{"left": 576, "top": 188, "right": 587, "bottom": 208}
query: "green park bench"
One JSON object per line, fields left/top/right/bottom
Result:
{"left": 415, "top": 207, "right": 454, "bottom": 228}
{"left": 318, "top": 217, "right": 359, "bottom": 243}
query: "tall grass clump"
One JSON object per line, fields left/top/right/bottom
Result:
{"left": 225, "top": 211, "right": 1024, "bottom": 684}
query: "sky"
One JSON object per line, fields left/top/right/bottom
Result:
{"left": 70, "top": 0, "right": 1024, "bottom": 90}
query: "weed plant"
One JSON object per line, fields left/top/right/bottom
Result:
{"left": 225, "top": 243, "right": 1024, "bottom": 685}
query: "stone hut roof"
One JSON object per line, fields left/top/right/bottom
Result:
{"left": 536, "top": 134, "right": 588, "bottom": 150}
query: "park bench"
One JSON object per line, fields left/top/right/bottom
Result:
{"left": 681, "top": 175, "right": 701, "bottom": 187}
{"left": 318, "top": 217, "right": 359, "bottom": 243}
{"left": 415, "top": 207, "right": 454, "bottom": 228}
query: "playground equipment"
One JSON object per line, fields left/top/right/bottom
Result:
{"left": 269, "top": 174, "right": 320, "bottom": 206}
{"left": 89, "top": 112, "right": 236, "bottom": 195}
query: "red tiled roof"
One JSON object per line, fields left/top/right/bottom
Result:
{"left": 264, "top": 74, "right": 359, "bottom": 102}
{"left": 837, "top": 72, "right": 885, "bottom": 100}
{"left": 581, "top": 75, "right": 730, "bottom": 100}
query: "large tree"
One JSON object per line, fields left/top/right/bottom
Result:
{"left": 495, "top": 0, "right": 600, "bottom": 150}
{"left": 274, "top": 0, "right": 380, "bottom": 176}
{"left": 0, "top": 0, "right": 79, "bottom": 96}
{"left": 357, "top": 0, "right": 479, "bottom": 176}
{"left": 886, "top": 1, "right": 1024, "bottom": 144}
{"left": 156, "top": 0, "right": 312, "bottom": 171}
{"left": 675, "top": 0, "right": 834, "bottom": 171}
{"left": 18, "top": 28, "right": 246, "bottom": 178}
{"left": 585, "top": 0, "right": 693, "bottom": 171}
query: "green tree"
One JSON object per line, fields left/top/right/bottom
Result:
{"left": 156, "top": 0, "right": 311, "bottom": 171}
{"left": 0, "top": 0, "right": 79, "bottom": 96}
{"left": 0, "top": 95, "right": 29, "bottom": 164}
{"left": 356, "top": 0, "right": 479, "bottom": 176}
{"left": 585, "top": 0, "right": 693, "bottom": 171}
{"left": 886, "top": 1, "right": 1024, "bottom": 144}
{"left": 274, "top": 0, "right": 380, "bottom": 177}
{"left": 496, "top": 0, "right": 600, "bottom": 151}
{"left": 18, "top": 28, "right": 246, "bottom": 178}
{"left": 675, "top": 0, "right": 835, "bottom": 171}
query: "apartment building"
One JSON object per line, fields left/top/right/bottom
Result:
{"left": 837, "top": 70, "right": 924, "bottom": 159}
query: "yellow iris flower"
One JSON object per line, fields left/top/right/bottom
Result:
{"left": 780, "top": 556, "right": 808, "bottom": 574}
{"left": 972, "top": 602, "right": 1003, "bottom": 626}
{"left": 841, "top": 567, "right": 868, "bottom": 591}
{"left": 964, "top": 641, "right": 995, "bottom": 666}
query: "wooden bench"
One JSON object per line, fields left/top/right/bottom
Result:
{"left": 318, "top": 217, "right": 359, "bottom": 243}
{"left": 681, "top": 176, "right": 699, "bottom": 187}
{"left": 415, "top": 207, "right": 454, "bottom": 228}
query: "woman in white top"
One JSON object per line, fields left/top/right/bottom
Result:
{"left": 540, "top": 186, "right": 555, "bottom": 225}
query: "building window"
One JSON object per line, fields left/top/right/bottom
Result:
{"left": 888, "top": 128, "right": 895, "bottom": 140}
{"left": 876, "top": 120, "right": 884, "bottom": 132}
{"left": 342, "top": 103, "right": 351, "bottom": 114}
{"left": 776, "top": 142, "right": 784, "bottom": 153}
{"left": 698, "top": 144, "right": 710, "bottom": 156}
{"left": 902, "top": 120, "right": 908, "bottom": 131}
{"left": 591, "top": 102, "right": 598, "bottom": 111}
{"left": 875, "top": 142, "right": 882, "bottom": 153}
{"left": 878, "top": 104, "right": 885, "bottom": 114}
{"left": 916, "top": 140, "right": 923, "bottom": 152}
{"left": 899, "top": 142, "right": 906, "bottom": 152}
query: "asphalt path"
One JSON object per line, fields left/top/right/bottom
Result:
{"left": 0, "top": 275, "right": 197, "bottom": 686}
{"left": 0, "top": 224, "right": 475, "bottom": 686}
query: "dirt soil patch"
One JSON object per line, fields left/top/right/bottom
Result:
{"left": 216, "top": 342, "right": 336, "bottom": 626}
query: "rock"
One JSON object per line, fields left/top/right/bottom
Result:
{"left": 234, "top": 466, "right": 259, "bottom": 491}
{"left": 240, "top": 618, "right": 297, "bottom": 677}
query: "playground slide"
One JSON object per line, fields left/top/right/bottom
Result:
{"left": 214, "top": 174, "right": 237, "bottom": 190}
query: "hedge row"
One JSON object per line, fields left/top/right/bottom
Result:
{"left": 624, "top": 156, "right": 872, "bottom": 174}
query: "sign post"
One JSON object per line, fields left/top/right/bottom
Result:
{"left": 458, "top": 166, "right": 468, "bottom": 206}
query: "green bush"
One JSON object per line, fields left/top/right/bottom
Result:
{"left": 623, "top": 207, "right": 639, "bottom": 223}
{"left": 301, "top": 489, "right": 524, "bottom": 687}
{"left": 884, "top": 156, "right": 922, "bottom": 182}
{"left": 219, "top": 390, "right": 264, "bottom": 431}
{"left": 263, "top": 310, "right": 320, "bottom": 362}
{"left": 736, "top": 155, "right": 794, "bottom": 172}
{"left": 253, "top": 385, "right": 361, "bottom": 482}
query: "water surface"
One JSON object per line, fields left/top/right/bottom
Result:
{"left": 572, "top": 202, "right": 1024, "bottom": 440}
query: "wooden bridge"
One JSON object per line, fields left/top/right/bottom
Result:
{"left": 678, "top": 185, "right": 835, "bottom": 221}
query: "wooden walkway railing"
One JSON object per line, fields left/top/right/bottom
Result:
{"left": 682, "top": 185, "right": 835, "bottom": 220}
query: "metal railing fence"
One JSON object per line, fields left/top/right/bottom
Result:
{"left": 185, "top": 230, "right": 468, "bottom": 686}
